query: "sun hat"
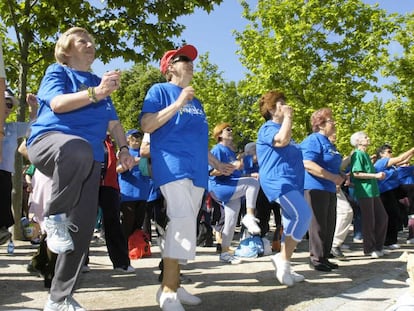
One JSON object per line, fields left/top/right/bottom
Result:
{"left": 159, "top": 45, "right": 198, "bottom": 74}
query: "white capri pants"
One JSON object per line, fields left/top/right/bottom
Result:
{"left": 160, "top": 178, "right": 204, "bottom": 261}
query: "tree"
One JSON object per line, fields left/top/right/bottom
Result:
{"left": 111, "top": 64, "right": 165, "bottom": 132}
{"left": 234, "top": 0, "right": 398, "bottom": 151}
{"left": 0, "top": 0, "right": 223, "bottom": 239}
{"left": 385, "top": 12, "right": 414, "bottom": 101}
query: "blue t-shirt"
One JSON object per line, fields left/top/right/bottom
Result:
{"left": 374, "top": 157, "right": 400, "bottom": 193}
{"left": 118, "top": 148, "right": 150, "bottom": 202}
{"left": 300, "top": 133, "right": 342, "bottom": 193}
{"left": 397, "top": 166, "right": 414, "bottom": 185}
{"left": 243, "top": 155, "right": 259, "bottom": 175}
{"left": 256, "top": 120, "right": 304, "bottom": 202}
{"left": 27, "top": 63, "right": 118, "bottom": 162}
{"left": 140, "top": 82, "right": 209, "bottom": 189}
{"left": 208, "top": 143, "right": 242, "bottom": 203}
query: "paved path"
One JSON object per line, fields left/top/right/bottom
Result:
{"left": 0, "top": 232, "right": 412, "bottom": 311}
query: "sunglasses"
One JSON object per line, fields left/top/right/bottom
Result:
{"left": 170, "top": 55, "right": 192, "bottom": 64}
{"left": 6, "top": 101, "right": 13, "bottom": 109}
{"left": 131, "top": 133, "right": 143, "bottom": 139}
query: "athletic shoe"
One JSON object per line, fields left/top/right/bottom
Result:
{"left": 43, "top": 295, "right": 85, "bottom": 311}
{"left": 157, "top": 287, "right": 201, "bottom": 306}
{"left": 340, "top": 244, "right": 350, "bottom": 250}
{"left": 353, "top": 237, "right": 363, "bottom": 243}
{"left": 331, "top": 246, "right": 345, "bottom": 258}
{"left": 378, "top": 249, "right": 390, "bottom": 256}
{"left": 158, "top": 291, "right": 185, "bottom": 311}
{"left": 407, "top": 238, "right": 414, "bottom": 244}
{"left": 81, "top": 265, "right": 90, "bottom": 273}
{"left": 385, "top": 244, "right": 401, "bottom": 250}
{"left": 271, "top": 253, "right": 294, "bottom": 287}
{"left": 43, "top": 213, "right": 78, "bottom": 254}
{"left": 291, "top": 271, "right": 305, "bottom": 283}
{"left": 219, "top": 252, "right": 241, "bottom": 264}
{"left": 114, "top": 265, "right": 135, "bottom": 273}
{"left": 370, "top": 251, "right": 381, "bottom": 259}
{"left": 0, "top": 227, "right": 11, "bottom": 245}
{"left": 241, "top": 214, "right": 261, "bottom": 235}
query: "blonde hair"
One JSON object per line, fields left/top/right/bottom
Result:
{"left": 54, "top": 27, "right": 94, "bottom": 65}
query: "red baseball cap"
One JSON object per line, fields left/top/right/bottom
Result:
{"left": 159, "top": 45, "right": 198, "bottom": 74}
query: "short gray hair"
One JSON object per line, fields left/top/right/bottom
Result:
{"left": 350, "top": 131, "right": 366, "bottom": 147}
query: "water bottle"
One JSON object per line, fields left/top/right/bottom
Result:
{"left": 21, "top": 216, "right": 30, "bottom": 228}
{"left": 7, "top": 240, "right": 14, "bottom": 254}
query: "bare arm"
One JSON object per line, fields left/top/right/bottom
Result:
{"left": 273, "top": 106, "right": 293, "bottom": 147}
{"left": 140, "top": 86, "right": 194, "bottom": 133}
{"left": 108, "top": 120, "right": 134, "bottom": 171}
{"left": 303, "top": 160, "right": 344, "bottom": 185}
{"left": 50, "top": 71, "right": 120, "bottom": 113}
{"left": 388, "top": 147, "right": 414, "bottom": 167}
{"left": 353, "top": 171, "right": 385, "bottom": 180}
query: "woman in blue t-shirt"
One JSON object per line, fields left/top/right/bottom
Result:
{"left": 374, "top": 144, "right": 414, "bottom": 249}
{"left": 300, "top": 108, "right": 344, "bottom": 272}
{"left": 256, "top": 90, "right": 312, "bottom": 287}
{"left": 209, "top": 123, "right": 260, "bottom": 265}
{"left": 140, "top": 45, "right": 234, "bottom": 310}
{"left": 26, "top": 27, "right": 134, "bottom": 311}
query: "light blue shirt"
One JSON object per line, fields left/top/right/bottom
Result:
{"left": 1, "top": 122, "right": 29, "bottom": 173}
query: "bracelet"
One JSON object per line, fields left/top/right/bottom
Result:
{"left": 119, "top": 145, "right": 129, "bottom": 153}
{"left": 87, "top": 87, "right": 98, "bottom": 103}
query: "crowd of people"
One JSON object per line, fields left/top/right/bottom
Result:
{"left": 1, "top": 27, "right": 414, "bottom": 311}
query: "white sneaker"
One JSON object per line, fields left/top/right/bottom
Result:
{"left": 114, "top": 265, "right": 135, "bottom": 273}
{"left": 378, "top": 249, "right": 390, "bottom": 256}
{"left": 177, "top": 287, "right": 201, "bottom": 305}
{"left": 407, "top": 238, "right": 414, "bottom": 244}
{"left": 156, "top": 287, "right": 201, "bottom": 306}
{"left": 44, "top": 213, "right": 78, "bottom": 254}
{"left": 370, "top": 251, "right": 381, "bottom": 259}
{"left": 271, "top": 253, "right": 294, "bottom": 287}
{"left": 158, "top": 291, "right": 185, "bottom": 311}
{"left": 219, "top": 252, "right": 242, "bottom": 264}
{"left": 385, "top": 244, "right": 401, "bottom": 250}
{"left": 241, "top": 214, "right": 261, "bottom": 235}
{"left": 291, "top": 271, "right": 305, "bottom": 283}
{"left": 44, "top": 295, "right": 85, "bottom": 311}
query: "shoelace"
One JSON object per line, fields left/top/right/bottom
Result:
{"left": 46, "top": 220, "right": 79, "bottom": 238}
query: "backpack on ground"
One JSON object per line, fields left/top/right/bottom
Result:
{"left": 128, "top": 229, "right": 151, "bottom": 259}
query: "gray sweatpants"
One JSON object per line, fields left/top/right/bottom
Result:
{"left": 28, "top": 132, "right": 100, "bottom": 302}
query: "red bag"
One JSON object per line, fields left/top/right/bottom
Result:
{"left": 128, "top": 229, "right": 152, "bottom": 259}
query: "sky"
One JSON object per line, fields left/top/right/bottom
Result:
{"left": 92, "top": 1, "right": 414, "bottom": 83}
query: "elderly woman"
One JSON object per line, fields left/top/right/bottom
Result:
{"left": 300, "top": 108, "right": 344, "bottom": 272}
{"left": 209, "top": 123, "right": 260, "bottom": 264}
{"left": 374, "top": 144, "right": 414, "bottom": 249}
{"left": 140, "top": 45, "right": 233, "bottom": 311}
{"left": 349, "top": 131, "right": 388, "bottom": 258}
{"left": 256, "top": 90, "right": 312, "bottom": 287}
{"left": 27, "top": 27, "right": 134, "bottom": 310}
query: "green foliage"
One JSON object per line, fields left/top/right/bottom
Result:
{"left": 385, "top": 12, "right": 414, "bottom": 101}
{"left": 235, "top": 0, "right": 397, "bottom": 153}
{"left": 193, "top": 54, "right": 261, "bottom": 150}
{"left": 112, "top": 63, "right": 165, "bottom": 131}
